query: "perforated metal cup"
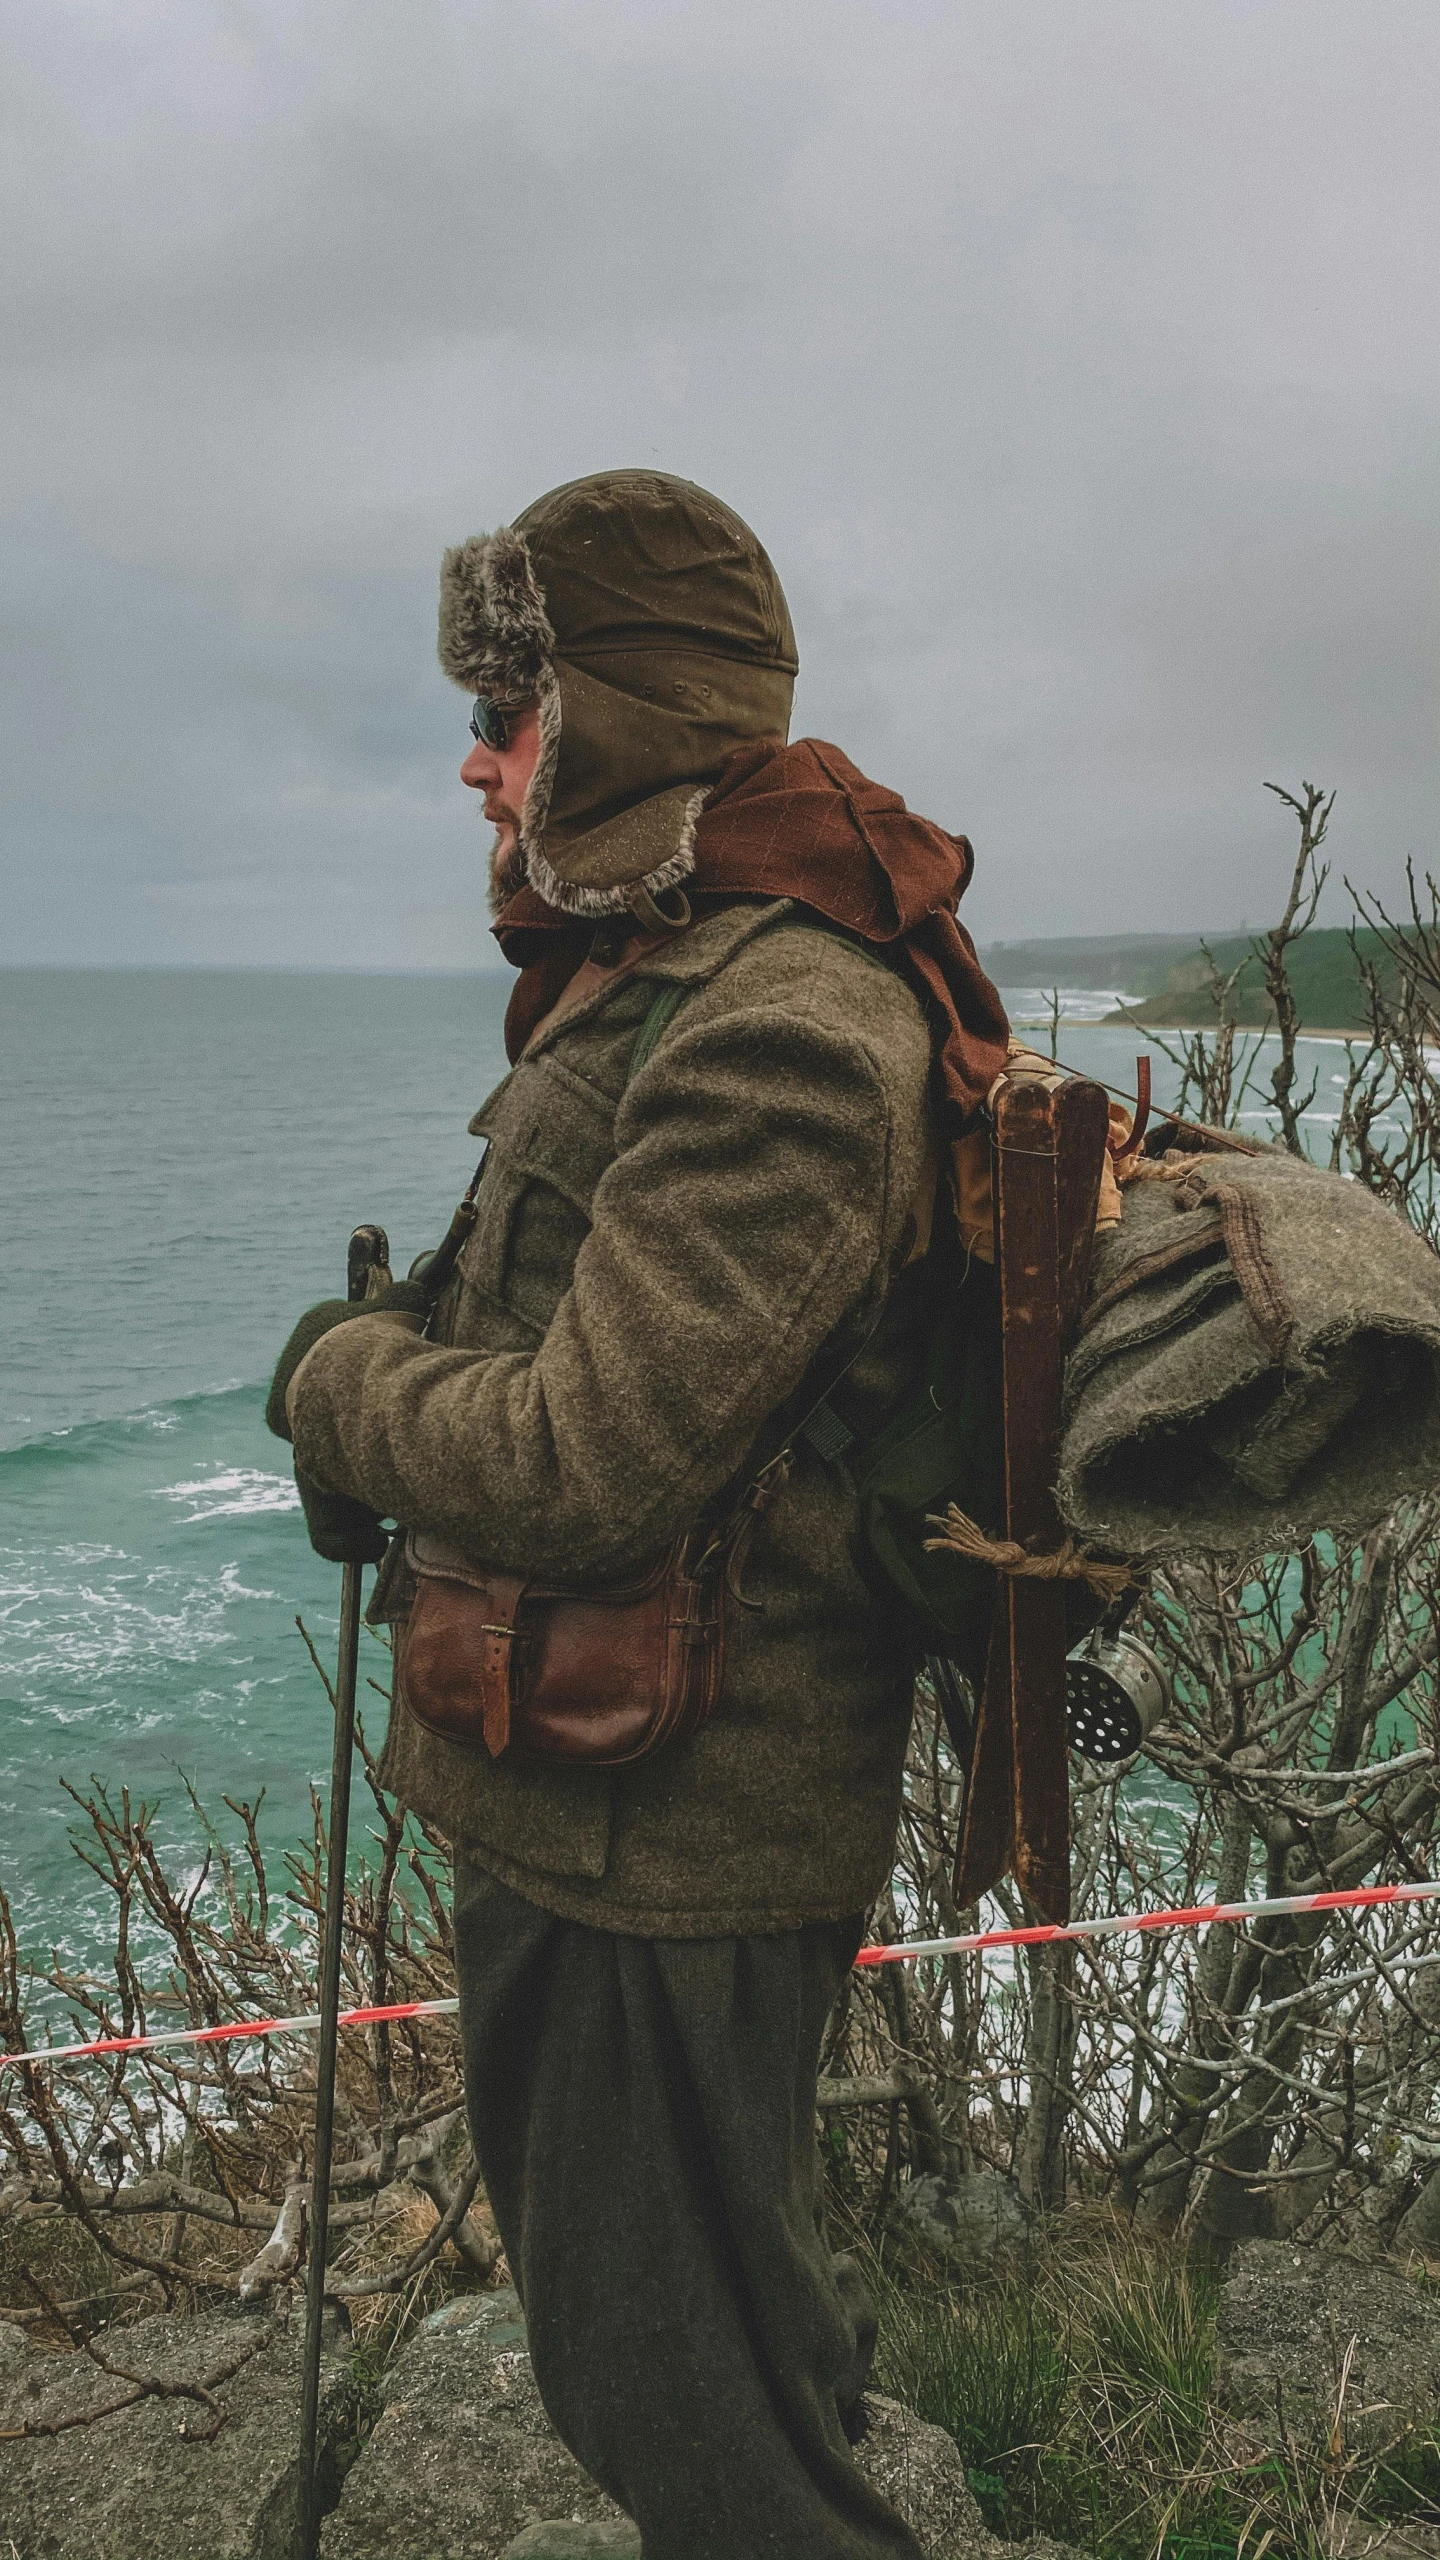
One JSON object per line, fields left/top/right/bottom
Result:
{"left": 1065, "top": 1630, "right": 1170, "bottom": 1763}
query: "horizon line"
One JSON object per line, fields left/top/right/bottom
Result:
{"left": 0, "top": 960, "right": 513, "bottom": 978}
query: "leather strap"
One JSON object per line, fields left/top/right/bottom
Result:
{"left": 955, "top": 1072, "right": 1109, "bottom": 1924}
{"left": 406, "top": 1534, "right": 528, "bottom": 1758}
{"left": 471, "top": 1574, "right": 525, "bottom": 1757}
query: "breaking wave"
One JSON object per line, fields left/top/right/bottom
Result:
{"left": 0, "top": 1382, "right": 344, "bottom": 1975}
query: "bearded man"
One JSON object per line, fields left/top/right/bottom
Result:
{"left": 273, "top": 471, "right": 1010, "bottom": 2558}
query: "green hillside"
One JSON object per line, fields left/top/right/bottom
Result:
{"left": 979, "top": 928, "right": 1402, "bottom": 1034}
{"left": 1114, "top": 927, "right": 1399, "bottom": 1032}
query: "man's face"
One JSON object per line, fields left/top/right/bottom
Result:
{"left": 461, "top": 697, "right": 543, "bottom": 907}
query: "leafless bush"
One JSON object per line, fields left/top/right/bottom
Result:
{"left": 0, "top": 1667, "right": 500, "bottom": 2346}
{"left": 1144, "top": 952, "right": 1262, "bottom": 1133}
{"left": 1328, "top": 863, "right": 1440, "bottom": 1246}
{"left": 823, "top": 1518, "right": 1440, "bottom": 2245}
{"left": 823, "top": 783, "right": 1440, "bottom": 2248}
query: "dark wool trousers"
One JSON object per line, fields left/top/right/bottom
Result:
{"left": 453, "top": 1854, "right": 926, "bottom": 2560}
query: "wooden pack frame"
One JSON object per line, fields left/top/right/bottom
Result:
{"left": 954, "top": 1065, "right": 1111, "bottom": 1925}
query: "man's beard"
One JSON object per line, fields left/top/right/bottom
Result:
{"left": 488, "top": 820, "right": 527, "bottom": 916}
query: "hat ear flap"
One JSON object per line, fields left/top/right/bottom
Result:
{"left": 510, "top": 670, "right": 562, "bottom": 902}
{"left": 438, "top": 527, "right": 556, "bottom": 696}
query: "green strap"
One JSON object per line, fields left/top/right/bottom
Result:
{"left": 798, "top": 1398, "right": 856, "bottom": 1463}
{"left": 628, "top": 983, "right": 689, "bottom": 1082}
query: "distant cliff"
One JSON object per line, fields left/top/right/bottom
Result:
{"left": 979, "top": 931, "right": 1206, "bottom": 996}
{"left": 980, "top": 927, "right": 1399, "bottom": 1033}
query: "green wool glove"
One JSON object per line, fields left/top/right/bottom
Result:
{"left": 268, "top": 1280, "right": 433, "bottom": 1566}
{"left": 294, "top": 1469, "right": 392, "bottom": 1566}
{"left": 265, "top": 1282, "right": 434, "bottom": 1443}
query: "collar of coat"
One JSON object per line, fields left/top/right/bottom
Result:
{"left": 492, "top": 737, "right": 1012, "bottom": 1129}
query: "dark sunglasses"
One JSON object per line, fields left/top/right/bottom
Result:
{"left": 468, "top": 695, "right": 529, "bottom": 751}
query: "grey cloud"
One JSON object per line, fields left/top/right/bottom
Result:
{"left": 2, "top": 0, "right": 1437, "bottom": 962}
{"left": 0, "top": 8, "right": 779, "bottom": 364}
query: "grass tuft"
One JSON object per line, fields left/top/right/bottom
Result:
{"left": 870, "top": 2209, "right": 1440, "bottom": 2557}
{"left": 874, "top": 2274, "right": 1068, "bottom": 2528}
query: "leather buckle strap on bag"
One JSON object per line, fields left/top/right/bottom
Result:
{"left": 397, "top": 1519, "right": 733, "bottom": 1768}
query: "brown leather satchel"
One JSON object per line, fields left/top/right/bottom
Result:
{"left": 397, "top": 1519, "right": 734, "bottom": 1768}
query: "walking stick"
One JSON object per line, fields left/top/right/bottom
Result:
{"left": 297, "top": 1220, "right": 391, "bottom": 2560}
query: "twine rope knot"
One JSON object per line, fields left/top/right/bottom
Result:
{"left": 923, "top": 1504, "right": 1133, "bottom": 1602}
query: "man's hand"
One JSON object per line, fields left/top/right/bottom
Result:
{"left": 268, "top": 1282, "right": 431, "bottom": 1564}
{"left": 294, "top": 1468, "right": 393, "bottom": 1565}
{"left": 266, "top": 1283, "right": 433, "bottom": 1442}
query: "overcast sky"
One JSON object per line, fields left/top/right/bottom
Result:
{"left": 3, "top": 0, "right": 1436, "bottom": 967}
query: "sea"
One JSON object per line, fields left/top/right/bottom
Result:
{"left": 0, "top": 969, "right": 1364, "bottom": 1979}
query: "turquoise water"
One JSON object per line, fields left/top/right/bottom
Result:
{"left": 1, "top": 965, "right": 1358, "bottom": 1971}
{"left": 1, "top": 968, "right": 511, "bottom": 1967}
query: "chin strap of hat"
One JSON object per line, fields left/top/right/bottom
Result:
{"left": 626, "top": 881, "right": 692, "bottom": 935}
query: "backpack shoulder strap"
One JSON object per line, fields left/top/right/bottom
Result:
{"left": 627, "top": 982, "right": 690, "bottom": 1083}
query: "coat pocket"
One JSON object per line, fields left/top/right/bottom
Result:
{"left": 463, "top": 1054, "right": 619, "bottom": 1329}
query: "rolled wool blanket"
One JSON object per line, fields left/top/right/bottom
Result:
{"left": 1059, "top": 1146, "right": 1440, "bottom": 1564}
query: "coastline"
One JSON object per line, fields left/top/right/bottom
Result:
{"left": 1011, "top": 1016, "right": 1370, "bottom": 1042}
{"left": 1095, "top": 1017, "right": 1373, "bottom": 1045}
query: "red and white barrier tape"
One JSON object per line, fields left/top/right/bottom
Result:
{"left": 4, "top": 1881, "right": 1438, "bottom": 2071}
{"left": 0, "top": 1997, "right": 461, "bottom": 2073}
{"left": 851, "top": 1879, "right": 1440, "bottom": 1966}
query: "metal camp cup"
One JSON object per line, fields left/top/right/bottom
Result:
{"left": 1065, "top": 1628, "right": 1171, "bottom": 1763}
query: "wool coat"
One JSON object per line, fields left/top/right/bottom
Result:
{"left": 288, "top": 897, "right": 936, "bottom": 1935}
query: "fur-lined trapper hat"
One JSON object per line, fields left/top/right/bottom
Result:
{"left": 438, "top": 470, "right": 798, "bottom": 917}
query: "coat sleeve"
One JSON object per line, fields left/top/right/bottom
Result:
{"left": 287, "top": 950, "right": 931, "bottom": 1580}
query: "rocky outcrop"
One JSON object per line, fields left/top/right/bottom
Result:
{"left": 0, "top": 2306, "right": 360, "bottom": 2560}
{"left": 849, "top": 2394, "right": 1027, "bottom": 2558}
{"left": 499, "top": 2528, "right": 641, "bottom": 2560}
{"left": 34, "top": 2236, "right": 1440, "bottom": 2558}
{"left": 1216, "top": 2238, "right": 1440, "bottom": 2455}
{"left": 886, "top": 2172, "right": 1030, "bottom": 2272}
{"left": 1328, "top": 2523, "right": 1440, "bottom": 2558}
{"left": 325, "top": 2285, "right": 1079, "bottom": 2560}
{"left": 320, "top": 2290, "right": 622, "bottom": 2560}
